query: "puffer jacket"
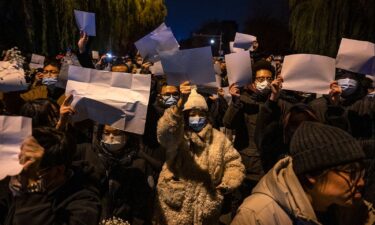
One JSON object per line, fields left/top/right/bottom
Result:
{"left": 231, "top": 157, "right": 375, "bottom": 225}
{"left": 154, "top": 106, "right": 245, "bottom": 225}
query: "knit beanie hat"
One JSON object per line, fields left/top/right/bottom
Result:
{"left": 290, "top": 121, "right": 365, "bottom": 175}
{"left": 183, "top": 89, "right": 208, "bottom": 111}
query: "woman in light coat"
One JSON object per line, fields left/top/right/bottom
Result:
{"left": 154, "top": 82, "right": 245, "bottom": 225}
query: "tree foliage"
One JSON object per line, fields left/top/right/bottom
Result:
{"left": 0, "top": 0, "right": 167, "bottom": 56}
{"left": 289, "top": 0, "right": 375, "bottom": 57}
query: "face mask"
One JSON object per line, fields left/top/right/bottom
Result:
{"left": 101, "top": 134, "right": 127, "bottom": 152}
{"left": 255, "top": 80, "right": 270, "bottom": 92}
{"left": 162, "top": 95, "right": 179, "bottom": 107}
{"left": 42, "top": 77, "right": 58, "bottom": 86}
{"left": 367, "top": 91, "right": 375, "bottom": 98}
{"left": 337, "top": 78, "right": 358, "bottom": 97}
{"left": 189, "top": 116, "right": 206, "bottom": 132}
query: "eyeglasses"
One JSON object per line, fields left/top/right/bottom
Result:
{"left": 332, "top": 168, "right": 365, "bottom": 184}
{"left": 43, "top": 70, "right": 59, "bottom": 75}
{"left": 255, "top": 76, "right": 273, "bottom": 82}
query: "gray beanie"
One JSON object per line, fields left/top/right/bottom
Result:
{"left": 290, "top": 121, "right": 365, "bottom": 175}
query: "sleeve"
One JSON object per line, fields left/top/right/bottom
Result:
{"left": 231, "top": 207, "right": 261, "bottom": 225}
{"left": 218, "top": 139, "right": 245, "bottom": 192}
{"left": 63, "top": 190, "right": 101, "bottom": 225}
{"left": 223, "top": 97, "right": 243, "bottom": 129}
{"left": 156, "top": 106, "right": 185, "bottom": 160}
{"left": 254, "top": 99, "right": 281, "bottom": 149}
{"left": 76, "top": 52, "right": 95, "bottom": 69}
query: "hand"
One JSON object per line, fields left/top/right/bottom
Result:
{"left": 176, "top": 81, "right": 191, "bottom": 111}
{"left": 229, "top": 83, "right": 240, "bottom": 97}
{"left": 142, "top": 62, "right": 152, "bottom": 70}
{"left": 217, "top": 88, "right": 225, "bottom": 97}
{"left": 78, "top": 32, "right": 89, "bottom": 54}
{"left": 19, "top": 136, "right": 44, "bottom": 173}
{"left": 329, "top": 81, "right": 342, "bottom": 105}
{"left": 270, "top": 76, "right": 283, "bottom": 101}
{"left": 56, "top": 95, "right": 75, "bottom": 130}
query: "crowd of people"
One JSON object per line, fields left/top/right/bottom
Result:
{"left": 0, "top": 31, "right": 375, "bottom": 225}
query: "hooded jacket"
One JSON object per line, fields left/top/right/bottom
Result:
{"left": 154, "top": 106, "right": 245, "bottom": 225}
{"left": 231, "top": 157, "right": 375, "bottom": 225}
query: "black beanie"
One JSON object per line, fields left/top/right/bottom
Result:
{"left": 290, "top": 121, "right": 365, "bottom": 175}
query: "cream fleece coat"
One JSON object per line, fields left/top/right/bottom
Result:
{"left": 154, "top": 106, "right": 245, "bottom": 225}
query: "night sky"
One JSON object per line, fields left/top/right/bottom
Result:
{"left": 165, "top": 0, "right": 289, "bottom": 40}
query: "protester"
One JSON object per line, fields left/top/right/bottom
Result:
{"left": 223, "top": 59, "right": 275, "bottom": 208}
{"left": 0, "top": 127, "right": 101, "bottom": 225}
{"left": 154, "top": 81, "right": 245, "bottom": 224}
{"left": 232, "top": 121, "right": 375, "bottom": 225}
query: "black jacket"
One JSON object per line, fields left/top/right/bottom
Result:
{"left": 1, "top": 164, "right": 101, "bottom": 225}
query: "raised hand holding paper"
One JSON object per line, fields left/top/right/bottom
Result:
{"left": 159, "top": 46, "right": 215, "bottom": 86}
{"left": 0, "top": 116, "right": 32, "bottom": 180}
{"left": 336, "top": 38, "right": 375, "bottom": 75}
{"left": 233, "top": 32, "right": 257, "bottom": 50}
{"left": 225, "top": 51, "right": 252, "bottom": 87}
{"left": 135, "top": 23, "right": 179, "bottom": 62}
{"left": 74, "top": 10, "right": 96, "bottom": 36}
{"left": 66, "top": 65, "right": 151, "bottom": 134}
{"left": 281, "top": 54, "right": 335, "bottom": 94}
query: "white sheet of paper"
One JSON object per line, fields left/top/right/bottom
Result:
{"left": 0, "top": 61, "right": 28, "bottom": 92}
{"left": 66, "top": 66, "right": 151, "bottom": 134}
{"left": 336, "top": 38, "right": 375, "bottom": 75}
{"left": 135, "top": 23, "right": 179, "bottom": 62}
{"left": 159, "top": 46, "right": 215, "bottom": 86}
{"left": 281, "top": 54, "right": 336, "bottom": 94}
{"left": 74, "top": 10, "right": 96, "bottom": 36}
{"left": 0, "top": 116, "right": 32, "bottom": 180}
{"left": 229, "top": 41, "right": 246, "bottom": 53}
{"left": 149, "top": 61, "right": 165, "bottom": 76}
{"left": 233, "top": 33, "right": 257, "bottom": 50}
{"left": 225, "top": 51, "right": 252, "bottom": 87}
{"left": 30, "top": 54, "right": 45, "bottom": 64}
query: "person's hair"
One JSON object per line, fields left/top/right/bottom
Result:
{"left": 252, "top": 59, "right": 276, "bottom": 80}
{"left": 43, "top": 58, "right": 61, "bottom": 70}
{"left": 283, "top": 103, "right": 319, "bottom": 143}
{"left": 20, "top": 98, "right": 60, "bottom": 128}
{"left": 297, "top": 160, "right": 364, "bottom": 190}
{"left": 32, "top": 127, "right": 75, "bottom": 169}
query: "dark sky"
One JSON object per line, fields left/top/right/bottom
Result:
{"left": 165, "top": 0, "right": 289, "bottom": 40}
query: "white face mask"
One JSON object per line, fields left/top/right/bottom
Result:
{"left": 101, "top": 133, "right": 127, "bottom": 152}
{"left": 255, "top": 80, "right": 270, "bottom": 92}
{"left": 337, "top": 78, "right": 358, "bottom": 97}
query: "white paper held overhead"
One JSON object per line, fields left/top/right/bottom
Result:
{"left": 0, "top": 116, "right": 32, "bottom": 180}
{"left": 159, "top": 46, "right": 215, "bottom": 86}
{"left": 281, "top": 54, "right": 336, "bottom": 94}
{"left": 336, "top": 38, "right": 375, "bottom": 75}
{"left": 66, "top": 66, "right": 151, "bottom": 134}
{"left": 225, "top": 51, "right": 252, "bottom": 87}
{"left": 74, "top": 10, "right": 96, "bottom": 36}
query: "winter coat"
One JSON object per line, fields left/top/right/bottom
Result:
{"left": 223, "top": 90, "right": 268, "bottom": 182}
{"left": 1, "top": 164, "right": 101, "bottom": 225}
{"left": 154, "top": 106, "right": 245, "bottom": 225}
{"left": 231, "top": 157, "right": 375, "bottom": 225}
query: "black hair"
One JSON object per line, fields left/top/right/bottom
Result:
{"left": 335, "top": 69, "right": 368, "bottom": 104}
{"left": 20, "top": 98, "right": 60, "bottom": 128}
{"left": 32, "top": 127, "right": 75, "bottom": 169}
{"left": 43, "top": 58, "right": 61, "bottom": 70}
{"left": 252, "top": 59, "right": 276, "bottom": 80}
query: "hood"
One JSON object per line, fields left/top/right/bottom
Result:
{"left": 252, "top": 156, "right": 320, "bottom": 224}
